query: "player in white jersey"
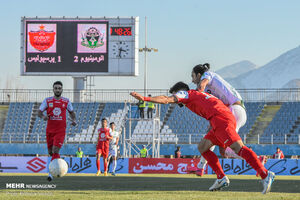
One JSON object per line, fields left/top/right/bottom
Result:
{"left": 189, "top": 63, "right": 247, "bottom": 176}
{"left": 107, "top": 122, "right": 119, "bottom": 176}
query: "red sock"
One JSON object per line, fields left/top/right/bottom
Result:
{"left": 202, "top": 150, "right": 225, "bottom": 179}
{"left": 104, "top": 158, "right": 107, "bottom": 172}
{"left": 51, "top": 153, "right": 60, "bottom": 161}
{"left": 97, "top": 159, "right": 100, "bottom": 171}
{"left": 238, "top": 146, "right": 268, "bottom": 179}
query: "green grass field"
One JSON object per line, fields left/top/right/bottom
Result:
{"left": 0, "top": 173, "right": 299, "bottom": 200}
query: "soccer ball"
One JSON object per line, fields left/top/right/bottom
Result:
{"left": 49, "top": 158, "right": 68, "bottom": 177}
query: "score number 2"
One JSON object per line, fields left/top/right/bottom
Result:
{"left": 74, "top": 56, "right": 78, "bottom": 63}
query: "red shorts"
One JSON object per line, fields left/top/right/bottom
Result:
{"left": 204, "top": 114, "right": 241, "bottom": 148}
{"left": 46, "top": 131, "right": 66, "bottom": 149}
{"left": 96, "top": 148, "right": 109, "bottom": 158}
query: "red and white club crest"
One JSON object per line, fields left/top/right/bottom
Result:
{"left": 28, "top": 25, "right": 56, "bottom": 52}
{"left": 100, "top": 133, "right": 106, "bottom": 138}
{"left": 53, "top": 107, "right": 61, "bottom": 116}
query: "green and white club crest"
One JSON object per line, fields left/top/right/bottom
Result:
{"left": 81, "top": 27, "right": 104, "bottom": 49}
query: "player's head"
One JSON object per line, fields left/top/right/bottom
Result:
{"left": 169, "top": 82, "right": 190, "bottom": 94}
{"left": 101, "top": 118, "right": 107, "bottom": 128}
{"left": 78, "top": 147, "right": 81, "bottom": 151}
{"left": 110, "top": 122, "right": 115, "bottom": 130}
{"left": 148, "top": 94, "right": 152, "bottom": 97}
{"left": 276, "top": 147, "right": 280, "bottom": 152}
{"left": 53, "top": 81, "right": 63, "bottom": 97}
{"left": 142, "top": 145, "right": 146, "bottom": 149}
{"left": 191, "top": 63, "right": 210, "bottom": 84}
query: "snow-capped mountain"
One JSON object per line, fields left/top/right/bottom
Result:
{"left": 228, "top": 45, "right": 300, "bottom": 89}
{"left": 216, "top": 60, "right": 256, "bottom": 79}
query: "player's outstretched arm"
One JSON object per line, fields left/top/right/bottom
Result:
{"left": 130, "top": 92, "right": 177, "bottom": 104}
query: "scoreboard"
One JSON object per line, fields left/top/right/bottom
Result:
{"left": 20, "top": 17, "right": 139, "bottom": 76}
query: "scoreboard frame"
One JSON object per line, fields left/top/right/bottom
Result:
{"left": 20, "top": 16, "right": 139, "bottom": 76}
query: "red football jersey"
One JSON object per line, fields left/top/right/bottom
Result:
{"left": 39, "top": 96, "right": 73, "bottom": 133}
{"left": 174, "top": 90, "right": 233, "bottom": 120}
{"left": 97, "top": 128, "right": 110, "bottom": 149}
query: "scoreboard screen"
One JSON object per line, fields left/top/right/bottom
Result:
{"left": 21, "top": 17, "right": 139, "bottom": 76}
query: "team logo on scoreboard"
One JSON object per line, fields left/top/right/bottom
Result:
{"left": 77, "top": 24, "right": 107, "bottom": 53}
{"left": 81, "top": 27, "right": 104, "bottom": 49}
{"left": 27, "top": 24, "right": 56, "bottom": 53}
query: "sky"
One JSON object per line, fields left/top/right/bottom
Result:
{"left": 0, "top": 0, "right": 300, "bottom": 90}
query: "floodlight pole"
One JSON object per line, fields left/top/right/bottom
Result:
{"left": 144, "top": 16, "right": 148, "bottom": 97}
{"left": 139, "top": 17, "right": 158, "bottom": 97}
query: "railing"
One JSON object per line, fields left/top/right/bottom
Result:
{"left": 0, "top": 88, "right": 299, "bottom": 103}
{"left": 1, "top": 133, "right": 300, "bottom": 145}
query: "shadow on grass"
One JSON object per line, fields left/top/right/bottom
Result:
{"left": 0, "top": 176, "right": 299, "bottom": 193}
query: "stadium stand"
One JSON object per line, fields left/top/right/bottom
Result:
{"left": 263, "top": 102, "right": 300, "bottom": 144}
{"left": 88, "top": 102, "right": 127, "bottom": 143}
{"left": 131, "top": 104, "right": 178, "bottom": 143}
{"left": 238, "top": 102, "right": 265, "bottom": 135}
{"left": 1, "top": 101, "right": 299, "bottom": 145}
{"left": 2, "top": 102, "right": 34, "bottom": 142}
{"left": 165, "top": 105, "right": 209, "bottom": 143}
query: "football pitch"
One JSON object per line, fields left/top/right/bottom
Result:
{"left": 0, "top": 173, "right": 299, "bottom": 200}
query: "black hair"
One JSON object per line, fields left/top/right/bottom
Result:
{"left": 53, "top": 81, "right": 63, "bottom": 88}
{"left": 169, "top": 82, "right": 190, "bottom": 94}
{"left": 101, "top": 118, "right": 107, "bottom": 122}
{"left": 148, "top": 94, "right": 152, "bottom": 97}
{"left": 109, "top": 122, "right": 115, "bottom": 125}
{"left": 192, "top": 63, "right": 210, "bottom": 76}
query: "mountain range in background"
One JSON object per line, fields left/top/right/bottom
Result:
{"left": 216, "top": 60, "right": 256, "bottom": 79}
{"left": 216, "top": 45, "right": 300, "bottom": 89}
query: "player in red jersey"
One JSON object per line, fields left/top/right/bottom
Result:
{"left": 130, "top": 82, "right": 275, "bottom": 194}
{"left": 96, "top": 118, "right": 113, "bottom": 176}
{"left": 38, "top": 81, "right": 77, "bottom": 182}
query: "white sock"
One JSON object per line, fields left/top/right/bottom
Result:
{"left": 107, "top": 156, "right": 111, "bottom": 171}
{"left": 112, "top": 159, "right": 117, "bottom": 173}
{"left": 198, "top": 146, "right": 216, "bottom": 169}
{"left": 197, "top": 156, "right": 208, "bottom": 169}
{"left": 47, "top": 157, "right": 52, "bottom": 177}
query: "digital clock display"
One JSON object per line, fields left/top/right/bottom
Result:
{"left": 110, "top": 27, "right": 132, "bottom": 36}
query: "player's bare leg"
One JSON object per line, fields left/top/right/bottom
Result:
{"left": 47, "top": 148, "right": 53, "bottom": 182}
{"left": 198, "top": 139, "right": 229, "bottom": 191}
{"left": 230, "top": 140, "right": 275, "bottom": 194}
{"left": 96, "top": 153, "right": 101, "bottom": 176}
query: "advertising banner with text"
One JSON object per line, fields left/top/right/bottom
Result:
{"left": 0, "top": 156, "right": 129, "bottom": 174}
{"left": 129, "top": 158, "right": 300, "bottom": 175}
